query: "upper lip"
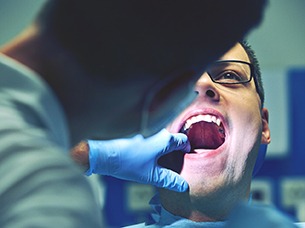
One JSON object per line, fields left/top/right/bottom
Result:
{"left": 182, "top": 114, "right": 222, "bottom": 133}
{"left": 178, "top": 108, "right": 227, "bottom": 134}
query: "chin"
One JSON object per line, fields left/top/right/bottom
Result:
{"left": 185, "top": 170, "right": 228, "bottom": 192}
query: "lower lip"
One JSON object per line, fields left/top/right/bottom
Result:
{"left": 185, "top": 143, "right": 226, "bottom": 159}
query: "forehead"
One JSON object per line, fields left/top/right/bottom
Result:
{"left": 219, "top": 43, "right": 250, "bottom": 62}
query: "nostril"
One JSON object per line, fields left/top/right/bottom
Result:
{"left": 206, "top": 89, "right": 215, "bottom": 98}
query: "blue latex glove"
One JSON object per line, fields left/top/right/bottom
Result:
{"left": 85, "top": 129, "right": 191, "bottom": 192}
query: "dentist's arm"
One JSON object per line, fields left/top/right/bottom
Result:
{"left": 71, "top": 129, "right": 190, "bottom": 192}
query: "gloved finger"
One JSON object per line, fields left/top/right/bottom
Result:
{"left": 171, "top": 133, "right": 191, "bottom": 152}
{"left": 153, "top": 167, "right": 189, "bottom": 192}
{"left": 145, "top": 129, "right": 190, "bottom": 155}
{"left": 159, "top": 132, "right": 191, "bottom": 156}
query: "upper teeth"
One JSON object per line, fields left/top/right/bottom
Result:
{"left": 183, "top": 114, "right": 221, "bottom": 131}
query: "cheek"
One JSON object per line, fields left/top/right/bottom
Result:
{"left": 227, "top": 95, "right": 262, "bottom": 174}
{"left": 165, "top": 122, "right": 174, "bottom": 132}
{"left": 165, "top": 113, "right": 186, "bottom": 133}
{"left": 231, "top": 90, "right": 262, "bottom": 128}
{"left": 230, "top": 107, "right": 262, "bottom": 154}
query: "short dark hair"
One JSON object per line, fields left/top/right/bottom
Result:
{"left": 240, "top": 40, "right": 265, "bottom": 107}
{"left": 35, "top": 0, "right": 267, "bottom": 83}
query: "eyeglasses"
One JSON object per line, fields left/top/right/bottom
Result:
{"left": 139, "top": 60, "right": 253, "bottom": 137}
{"left": 206, "top": 60, "right": 253, "bottom": 84}
{"left": 140, "top": 69, "right": 199, "bottom": 137}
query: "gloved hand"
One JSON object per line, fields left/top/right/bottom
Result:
{"left": 85, "top": 129, "right": 190, "bottom": 192}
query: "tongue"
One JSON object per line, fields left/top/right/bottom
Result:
{"left": 186, "top": 121, "right": 225, "bottom": 150}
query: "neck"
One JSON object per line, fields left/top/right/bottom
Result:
{"left": 158, "top": 184, "right": 250, "bottom": 222}
{"left": 0, "top": 23, "right": 79, "bottom": 86}
{"left": 1, "top": 24, "right": 47, "bottom": 75}
{"left": 0, "top": 24, "right": 94, "bottom": 145}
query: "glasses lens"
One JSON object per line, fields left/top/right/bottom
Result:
{"left": 207, "top": 61, "right": 251, "bottom": 84}
{"left": 141, "top": 70, "right": 198, "bottom": 137}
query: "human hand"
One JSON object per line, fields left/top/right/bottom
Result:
{"left": 86, "top": 129, "right": 190, "bottom": 192}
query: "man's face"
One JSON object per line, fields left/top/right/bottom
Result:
{"left": 163, "top": 43, "right": 270, "bottom": 197}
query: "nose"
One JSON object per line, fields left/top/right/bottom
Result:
{"left": 194, "top": 73, "right": 220, "bottom": 101}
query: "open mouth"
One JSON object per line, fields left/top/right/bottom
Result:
{"left": 158, "top": 113, "right": 226, "bottom": 172}
{"left": 180, "top": 114, "right": 226, "bottom": 150}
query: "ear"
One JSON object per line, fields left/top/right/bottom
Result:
{"left": 261, "top": 108, "right": 271, "bottom": 144}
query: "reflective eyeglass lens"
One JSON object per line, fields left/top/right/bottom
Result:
{"left": 207, "top": 61, "right": 251, "bottom": 84}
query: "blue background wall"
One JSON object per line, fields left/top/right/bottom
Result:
{"left": 253, "top": 68, "right": 305, "bottom": 221}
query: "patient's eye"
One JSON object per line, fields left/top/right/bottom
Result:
{"left": 207, "top": 60, "right": 251, "bottom": 85}
{"left": 215, "top": 71, "right": 244, "bottom": 83}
